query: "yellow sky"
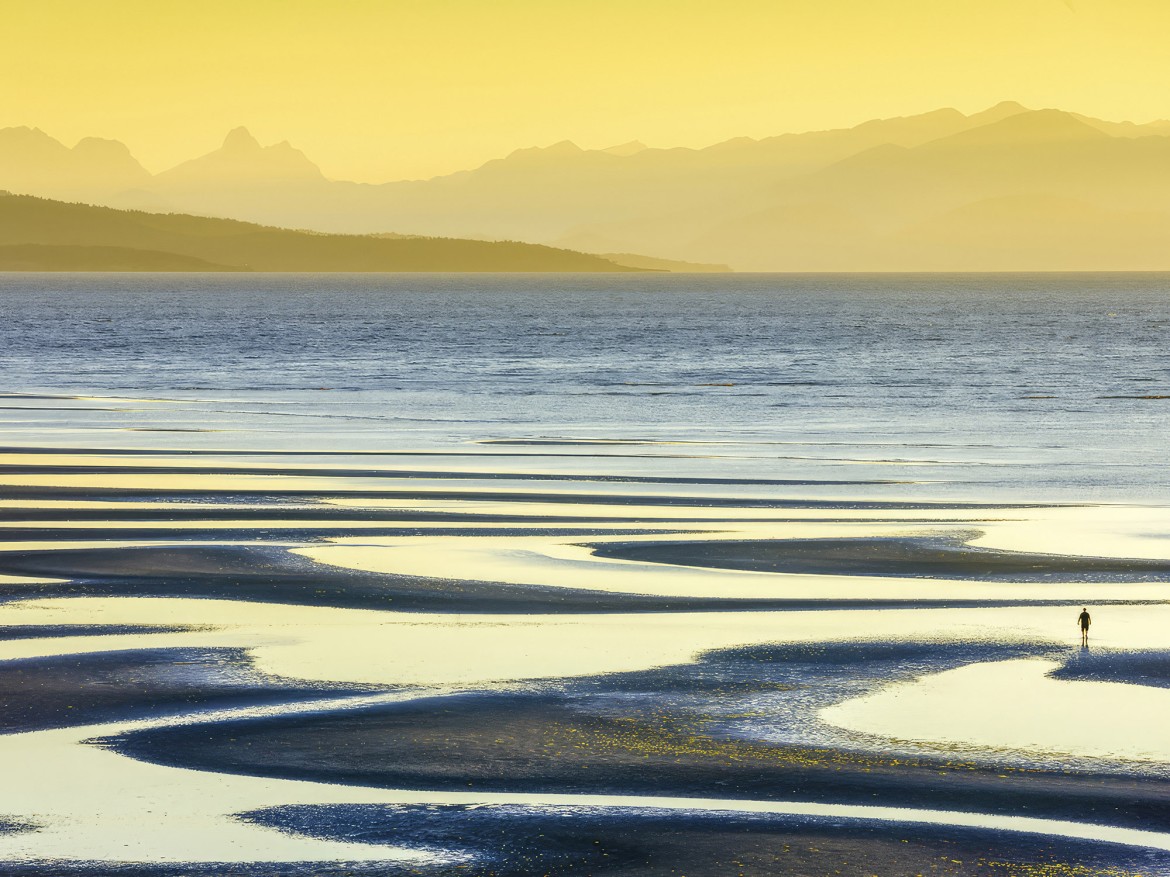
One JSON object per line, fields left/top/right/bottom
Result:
{"left": 3, "top": 0, "right": 1170, "bottom": 182}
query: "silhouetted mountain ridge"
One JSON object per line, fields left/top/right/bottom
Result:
{"left": 0, "top": 127, "right": 149, "bottom": 199}
{"left": 156, "top": 127, "right": 325, "bottom": 185}
{"left": 563, "top": 107, "right": 1170, "bottom": 269}
{"left": 0, "top": 193, "right": 646, "bottom": 272}
{"left": 5, "top": 102, "right": 1170, "bottom": 269}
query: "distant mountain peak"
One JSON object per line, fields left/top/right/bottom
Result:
{"left": 222, "top": 126, "right": 262, "bottom": 152}
{"left": 0, "top": 127, "right": 147, "bottom": 195}
{"left": 964, "top": 100, "right": 1031, "bottom": 127}
{"left": 544, "top": 140, "right": 583, "bottom": 155}
{"left": 931, "top": 108, "right": 1108, "bottom": 148}
{"left": 500, "top": 140, "right": 585, "bottom": 164}
{"left": 72, "top": 136, "right": 137, "bottom": 158}
{"left": 853, "top": 107, "right": 965, "bottom": 133}
{"left": 999, "top": 107, "right": 1106, "bottom": 135}
{"left": 154, "top": 127, "right": 324, "bottom": 186}
{"left": 602, "top": 140, "right": 649, "bottom": 157}
{"left": 0, "top": 126, "right": 63, "bottom": 149}
{"left": 1, "top": 125, "right": 48, "bottom": 137}
{"left": 984, "top": 100, "right": 1029, "bottom": 114}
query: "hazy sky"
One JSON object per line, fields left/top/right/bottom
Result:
{"left": 4, "top": 0, "right": 1170, "bottom": 182}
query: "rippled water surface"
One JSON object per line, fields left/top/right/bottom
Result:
{"left": 1, "top": 272, "right": 1168, "bottom": 501}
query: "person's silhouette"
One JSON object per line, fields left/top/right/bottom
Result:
{"left": 1077, "top": 607, "right": 1091, "bottom": 646}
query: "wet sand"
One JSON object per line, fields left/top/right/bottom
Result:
{"left": 0, "top": 645, "right": 368, "bottom": 733}
{"left": 594, "top": 534, "right": 1170, "bottom": 580}
{"left": 108, "top": 641, "right": 1170, "bottom": 831}
{"left": 243, "top": 806, "right": 1170, "bottom": 877}
{"left": 1, "top": 444, "right": 1170, "bottom": 874}
{"left": 4, "top": 543, "right": 1157, "bottom": 614}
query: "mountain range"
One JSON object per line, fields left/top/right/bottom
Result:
{"left": 6, "top": 102, "right": 1170, "bottom": 270}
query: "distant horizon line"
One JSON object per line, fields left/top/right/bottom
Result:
{"left": 8, "top": 269, "right": 1170, "bottom": 276}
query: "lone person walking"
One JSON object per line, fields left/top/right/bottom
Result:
{"left": 1078, "top": 607, "right": 1092, "bottom": 646}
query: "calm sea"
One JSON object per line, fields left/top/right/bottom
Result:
{"left": 1, "top": 272, "right": 1168, "bottom": 503}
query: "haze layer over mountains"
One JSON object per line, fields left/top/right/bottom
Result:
{"left": 6, "top": 101, "right": 1170, "bottom": 271}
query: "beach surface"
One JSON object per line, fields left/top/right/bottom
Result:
{"left": 2, "top": 273, "right": 1170, "bottom": 875}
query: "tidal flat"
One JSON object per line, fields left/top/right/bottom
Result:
{"left": 2, "top": 274, "right": 1170, "bottom": 875}
{"left": 1, "top": 443, "right": 1169, "bottom": 875}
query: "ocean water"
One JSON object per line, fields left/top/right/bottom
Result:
{"left": 1, "top": 271, "right": 1169, "bottom": 502}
